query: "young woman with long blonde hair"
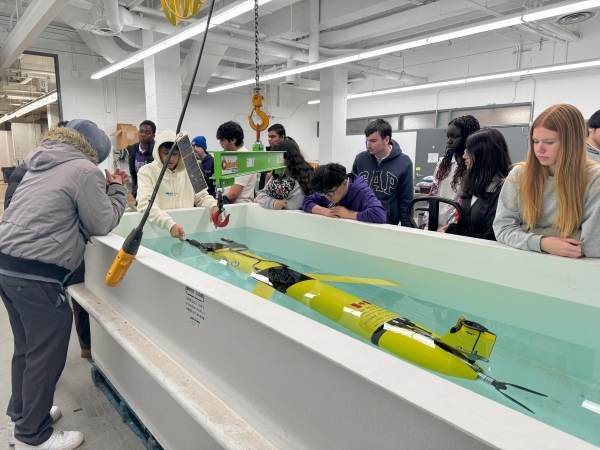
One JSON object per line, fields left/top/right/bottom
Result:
{"left": 494, "top": 104, "right": 600, "bottom": 258}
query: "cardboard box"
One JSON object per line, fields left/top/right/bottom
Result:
{"left": 111, "top": 123, "right": 138, "bottom": 150}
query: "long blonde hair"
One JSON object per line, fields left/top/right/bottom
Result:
{"left": 519, "top": 104, "right": 592, "bottom": 237}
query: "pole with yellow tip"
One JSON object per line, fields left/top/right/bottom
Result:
{"left": 105, "top": 0, "right": 217, "bottom": 287}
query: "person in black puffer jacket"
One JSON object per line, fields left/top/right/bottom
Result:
{"left": 440, "top": 128, "right": 512, "bottom": 240}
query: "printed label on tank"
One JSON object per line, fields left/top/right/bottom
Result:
{"left": 221, "top": 155, "right": 238, "bottom": 175}
{"left": 351, "top": 301, "right": 399, "bottom": 334}
{"left": 185, "top": 286, "right": 206, "bottom": 327}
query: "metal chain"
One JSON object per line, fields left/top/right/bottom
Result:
{"left": 254, "top": 0, "right": 260, "bottom": 92}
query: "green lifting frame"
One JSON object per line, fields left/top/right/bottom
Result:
{"left": 209, "top": 150, "right": 286, "bottom": 188}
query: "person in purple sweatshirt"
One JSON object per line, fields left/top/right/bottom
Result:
{"left": 302, "top": 163, "right": 386, "bottom": 223}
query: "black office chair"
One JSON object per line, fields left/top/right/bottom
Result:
{"left": 407, "top": 197, "right": 464, "bottom": 231}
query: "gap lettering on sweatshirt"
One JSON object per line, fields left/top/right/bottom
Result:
{"left": 359, "top": 170, "right": 398, "bottom": 196}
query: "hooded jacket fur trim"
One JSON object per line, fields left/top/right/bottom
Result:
{"left": 42, "top": 126, "right": 99, "bottom": 165}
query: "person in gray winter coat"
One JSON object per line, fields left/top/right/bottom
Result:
{"left": 0, "top": 120, "right": 129, "bottom": 450}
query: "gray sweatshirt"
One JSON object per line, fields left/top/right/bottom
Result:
{"left": 588, "top": 142, "right": 600, "bottom": 163}
{"left": 0, "top": 127, "right": 127, "bottom": 282}
{"left": 493, "top": 164, "right": 600, "bottom": 257}
{"left": 256, "top": 176, "right": 306, "bottom": 210}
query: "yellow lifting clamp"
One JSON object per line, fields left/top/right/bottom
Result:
{"left": 248, "top": 92, "right": 269, "bottom": 133}
{"left": 248, "top": 0, "right": 268, "bottom": 150}
{"left": 160, "top": 0, "right": 205, "bottom": 26}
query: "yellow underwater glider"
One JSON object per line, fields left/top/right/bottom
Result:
{"left": 186, "top": 237, "right": 547, "bottom": 413}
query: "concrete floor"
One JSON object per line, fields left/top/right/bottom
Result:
{"left": 0, "top": 182, "right": 145, "bottom": 450}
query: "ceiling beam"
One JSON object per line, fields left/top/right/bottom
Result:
{"left": 125, "top": 0, "right": 146, "bottom": 9}
{"left": 0, "top": 0, "right": 70, "bottom": 75}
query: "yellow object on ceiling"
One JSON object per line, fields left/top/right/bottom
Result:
{"left": 160, "top": 0, "right": 206, "bottom": 25}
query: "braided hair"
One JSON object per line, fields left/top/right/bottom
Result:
{"left": 436, "top": 115, "right": 481, "bottom": 191}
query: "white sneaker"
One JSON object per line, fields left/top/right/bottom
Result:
{"left": 7, "top": 406, "right": 62, "bottom": 445}
{"left": 14, "top": 430, "right": 83, "bottom": 450}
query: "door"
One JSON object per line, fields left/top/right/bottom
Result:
{"left": 493, "top": 125, "right": 530, "bottom": 163}
{"left": 414, "top": 129, "right": 447, "bottom": 183}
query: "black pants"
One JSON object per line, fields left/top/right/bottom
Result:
{"left": 66, "top": 261, "right": 90, "bottom": 351}
{"left": 0, "top": 274, "right": 72, "bottom": 446}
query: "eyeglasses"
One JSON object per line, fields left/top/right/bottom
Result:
{"left": 322, "top": 183, "right": 342, "bottom": 197}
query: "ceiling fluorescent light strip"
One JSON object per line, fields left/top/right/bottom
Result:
{"left": 208, "top": 0, "right": 598, "bottom": 93}
{"left": 0, "top": 91, "right": 58, "bottom": 123}
{"left": 306, "top": 58, "right": 600, "bottom": 104}
{"left": 91, "top": 0, "right": 272, "bottom": 80}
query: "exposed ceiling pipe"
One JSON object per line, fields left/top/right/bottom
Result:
{"left": 205, "top": 34, "right": 308, "bottom": 62}
{"left": 68, "top": 0, "right": 91, "bottom": 9}
{"left": 116, "top": 32, "right": 142, "bottom": 48}
{"left": 283, "top": 59, "right": 298, "bottom": 86}
{"left": 60, "top": 6, "right": 131, "bottom": 62}
{"left": 215, "top": 23, "right": 360, "bottom": 55}
{"left": 262, "top": 63, "right": 287, "bottom": 73}
{"left": 535, "top": 22, "right": 581, "bottom": 42}
{"left": 348, "top": 75, "right": 366, "bottom": 83}
{"left": 113, "top": 6, "right": 311, "bottom": 61}
{"left": 494, "top": 32, "right": 520, "bottom": 69}
{"left": 125, "top": 0, "right": 145, "bottom": 9}
{"left": 459, "top": 0, "right": 579, "bottom": 43}
{"left": 309, "top": 0, "right": 319, "bottom": 63}
{"left": 15, "top": 0, "right": 23, "bottom": 20}
{"left": 341, "top": 62, "right": 427, "bottom": 84}
{"left": 103, "top": 0, "right": 123, "bottom": 34}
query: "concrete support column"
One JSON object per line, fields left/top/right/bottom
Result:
{"left": 318, "top": 68, "right": 347, "bottom": 164}
{"left": 142, "top": 30, "right": 182, "bottom": 132}
{"left": 46, "top": 104, "right": 60, "bottom": 127}
{"left": 309, "top": 0, "right": 320, "bottom": 63}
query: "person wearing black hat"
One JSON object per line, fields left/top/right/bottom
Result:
{"left": 192, "top": 135, "right": 215, "bottom": 197}
{"left": 0, "top": 120, "right": 129, "bottom": 450}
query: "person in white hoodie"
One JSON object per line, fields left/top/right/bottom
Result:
{"left": 137, "top": 129, "right": 218, "bottom": 240}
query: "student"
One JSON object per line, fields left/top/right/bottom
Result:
{"left": 352, "top": 118, "right": 413, "bottom": 226}
{"left": 127, "top": 120, "right": 156, "bottom": 198}
{"left": 438, "top": 128, "right": 512, "bottom": 240}
{"left": 494, "top": 104, "right": 600, "bottom": 258}
{"left": 259, "top": 123, "right": 294, "bottom": 190}
{"left": 192, "top": 135, "right": 215, "bottom": 197}
{"left": 4, "top": 120, "right": 94, "bottom": 361}
{"left": 422, "top": 115, "right": 481, "bottom": 228}
{"left": 137, "top": 129, "right": 218, "bottom": 241}
{"left": 302, "top": 163, "right": 386, "bottom": 223}
{"left": 587, "top": 109, "right": 600, "bottom": 162}
{"left": 216, "top": 121, "right": 257, "bottom": 204}
{"left": 257, "top": 140, "right": 314, "bottom": 210}
{"left": 0, "top": 120, "right": 128, "bottom": 450}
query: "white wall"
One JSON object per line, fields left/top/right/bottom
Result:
{"left": 345, "top": 15, "right": 600, "bottom": 120}
{"left": 0, "top": 131, "right": 14, "bottom": 168}
{"left": 11, "top": 124, "right": 43, "bottom": 165}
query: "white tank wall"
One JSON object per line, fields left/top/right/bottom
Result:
{"left": 78, "top": 205, "right": 599, "bottom": 449}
